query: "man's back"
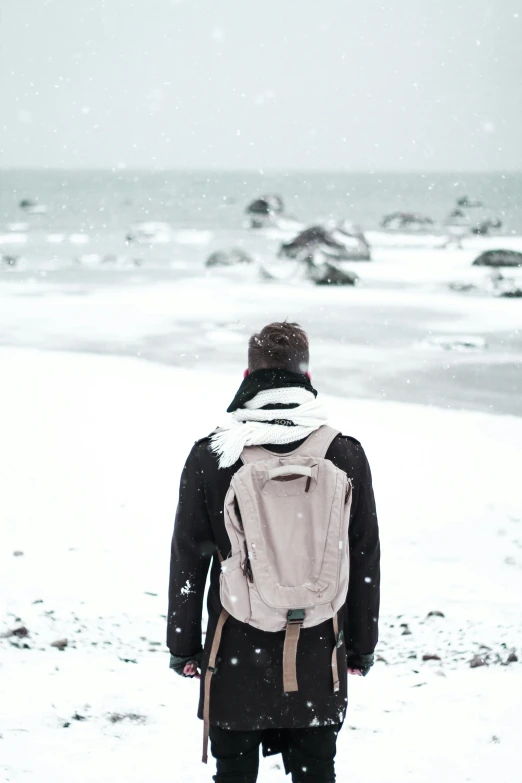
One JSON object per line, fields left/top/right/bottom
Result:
{"left": 167, "top": 322, "right": 380, "bottom": 781}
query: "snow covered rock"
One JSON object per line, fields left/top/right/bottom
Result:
{"left": 19, "top": 198, "right": 48, "bottom": 214}
{"left": 205, "top": 248, "right": 254, "bottom": 267}
{"left": 456, "top": 195, "right": 483, "bottom": 208}
{"left": 279, "top": 225, "right": 370, "bottom": 262}
{"left": 472, "top": 249, "right": 522, "bottom": 268}
{"left": 245, "top": 194, "right": 284, "bottom": 228}
{"left": 308, "top": 259, "right": 358, "bottom": 286}
{"left": 380, "top": 212, "right": 434, "bottom": 232}
{"left": 51, "top": 638, "right": 68, "bottom": 650}
{"left": 126, "top": 222, "right": 172, "bottom": 244}
{"left": 471, "top": 218, "right": 502, "bottom": 236}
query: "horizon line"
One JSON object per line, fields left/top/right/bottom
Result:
{"left": 1, "top": 166, "right": 522, "bottom": 176}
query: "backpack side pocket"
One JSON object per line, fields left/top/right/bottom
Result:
{"left": 220, "top": 552, "right": 252, "bottom": 624}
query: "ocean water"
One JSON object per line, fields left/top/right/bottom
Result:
{"left": 1, "top": 170, "right": 522, "bottom": 271}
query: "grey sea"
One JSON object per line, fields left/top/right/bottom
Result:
{"left": 2, "top": 169, "right": 522, "bottom": 265}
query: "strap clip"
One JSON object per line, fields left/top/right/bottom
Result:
{"left": 287, "top": 608, "right": 305, "bottom": 624}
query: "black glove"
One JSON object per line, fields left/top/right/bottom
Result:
{"left": 346, "top": 650, "right": 374, "bottom": 676}
{"left": 169, "top": 650, "right": 203, "bottom": 677}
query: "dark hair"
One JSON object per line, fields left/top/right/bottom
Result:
{"left": 248, "top": 322, "right": 309, "bottom": 373}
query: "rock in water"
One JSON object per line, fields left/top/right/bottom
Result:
{"left": 422, "top": 653, "right": 442, "bottom": 661}
{"left": 471, "top": 218, "right": 502, "bottom": 236}
{"left": 280, "top": 225, "right": 370, "bottom": 262}
{"left": 426, "top": 610, "right": 445, "bottom": 618}
{"left": 19, "top": 198, "right": 47, "bottom": 214}
{"left": 456, "top": 195, "right": 483, "bottom": 208}
{"left": 245, "top": 194, "right": 285, "bottom": 228}
{"left": 380, "top": 212, "right": 434, "bottom": 232}
{"left": 472, "top": 250, "right": 522, "bottom": 268}
{"left": 311, "top": 261, "right": 358, "bottom": 286}
{"left": 206, "top": 248, "right": 254, "bottom": 267}
{"left": 126, "top": 222, "right": 172, "bottom": 244}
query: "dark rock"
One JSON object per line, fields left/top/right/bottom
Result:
{"left": 246, "top": 195, "right": 285, "bottom": 228}
{"left": 312, "top": 262, "right": 358, "bottom": 286}
{"left": 506, "top": 650, "right": 518, "bottom": 664}
{"left": 500, "top": 288, "right": 522, "bottom": 298}
{"left": 449, "top": 208, "right": 466, "bottom": 220}
{"left": 51, "top": 639, "right": 68, "bottom": 651}
{"left": 470, "top": 653, "right": 489, "bottom": 668}
{"left": 19, "top": 199, "right": 47, "bottom": 214}
{"left": 119, "top": 657, "right": 138, "bottom": 664}
{"left": 381, "top": 212, "right": 434, "bottom": 231}
{"left": 471, "top": 218, "right": 502, "bottom": 236}
{"left": 206, "top": 248, "right": 253, "bottom": 267}
{"left": 401, "top": 624, "right": 412, "bottom": 636}
{"left": 72, "top": 713, "right": 87, "bottom": 721}
{"left": 63, "top": 722, "right": 71, "bottom": 728}
{"left": 427, "top": 610, "right": 445, "bottom": 618}
{"left": 246, "top": 194, "right": 284, "bottom": 217}
{"left": 280, "top": 225, "right": 370, "bottom": 262}
{"left": 1, "top": 626, "right": 29, "bottom": 639}
{"left": 456, "top": 196, "right": 483, "bottom": 208}
{"left": 472, "top": 249, "right": 522, "bottom": 268}
{"left": 422, "top": 654, "right": 442, "bottom": 661}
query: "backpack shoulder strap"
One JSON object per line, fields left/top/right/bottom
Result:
{"left": 295, "top": 425, "right": 340, "bottom": 459}
{"left": 240, "top": 445, "right": 270, "bottom": 465}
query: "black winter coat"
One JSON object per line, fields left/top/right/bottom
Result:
{"left": 167, "top": 433, "right": 380, "bottom": 731}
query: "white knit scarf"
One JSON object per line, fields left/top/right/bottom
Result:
{"left": 210, "top": 387, "right": 328, "bottom": 468}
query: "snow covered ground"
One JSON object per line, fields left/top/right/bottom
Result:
{"left": 1, "top": 348, "right": 521, "bottom": 783}
{"left": 1, "top": 235, "right": 522, "bottom": 416}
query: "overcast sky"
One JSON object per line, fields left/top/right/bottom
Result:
{"left": 1, "top": 0, "right": 521, "bottom": 171}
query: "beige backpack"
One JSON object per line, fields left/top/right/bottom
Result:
{"left": 202, "top": 425, "right": 352, "bottom": 763}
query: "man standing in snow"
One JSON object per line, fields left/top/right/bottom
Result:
{"left": 167, "top": 322, "right": 380, "bottom": 782}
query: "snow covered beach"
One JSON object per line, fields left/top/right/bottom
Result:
{"left": 1, "top": 348, "right": 521, "bottom": 783}
{"left": 2, "top": 169, "right": 522, "bottom": 780}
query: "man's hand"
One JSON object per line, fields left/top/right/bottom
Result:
{"left": 183, "top": 661, "right": 201, "bottom": 679}
{"left": 346, "top": 650, "right": 374, "bottom": 677}
{"left": 169, "top": 650, "right": 203, "bottom": 678}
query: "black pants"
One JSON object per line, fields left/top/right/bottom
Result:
{"left": 210, "top": 724, "right": 340, "bottom": 783}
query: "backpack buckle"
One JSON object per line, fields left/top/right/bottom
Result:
{"left": 287, "top": 608, "right": 305, "bottom": 624}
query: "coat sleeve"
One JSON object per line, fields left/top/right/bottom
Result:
{"left": 344, "top": 445, "right": 380, "bottom": 654}
{"left": 167, "top": 443, "right": 214, "bottom": 656}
